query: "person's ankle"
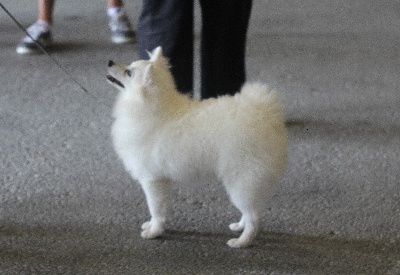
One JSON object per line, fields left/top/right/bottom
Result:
{"left": 35, "top": 19, "right": 51, "bottom": 31}
{"left": 107, "top": 7, "right": 122, "bottom": 17}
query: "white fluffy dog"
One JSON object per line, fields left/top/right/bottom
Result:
{"left": 107, "top": 47, "right": 288, "bottom": 248}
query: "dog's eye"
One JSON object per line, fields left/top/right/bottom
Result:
{"left": 125, "top": 69, "right": 132, "bottom": 77}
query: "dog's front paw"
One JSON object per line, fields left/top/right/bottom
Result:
{"left": 141, "top": 221, "right": 151, "bottom": 230}
{"left": 141, "top": 227, "right": 163, "bottom": 239}
{"left": 140, "top": 220, "right": 164, "bottom": 239}
{"left": 227, "top": 238, "right": 251, "bottom": 248}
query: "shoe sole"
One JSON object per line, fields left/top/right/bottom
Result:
{"left": 111, "top": 36, "right": 136, "bottom": 44}
{"left": 16, "top": 40, "right": 52, "bottom": 55}
{"left": 16, "top": 46, "right": 42, "bottom": 55}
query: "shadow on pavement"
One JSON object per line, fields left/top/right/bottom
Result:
{"left": 1, "top": 224, "right": 399, "bottom": 274}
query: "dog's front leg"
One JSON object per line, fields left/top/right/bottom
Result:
{"left": 140, "top": 179, "right": 171, "bottom": 239}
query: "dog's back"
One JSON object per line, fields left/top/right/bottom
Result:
{"left": 120, "top": 81, "right": 288, "bottom": 188}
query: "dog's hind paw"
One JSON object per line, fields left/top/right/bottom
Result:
{"left": 229, "top": 222, "right": 245, "bottom": 232}
{"left": 227, "top": 238, "right": 251, "bottom": 248}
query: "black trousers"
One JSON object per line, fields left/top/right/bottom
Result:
{"left": 137, "top": 0, "right": 253, "bottom": 99}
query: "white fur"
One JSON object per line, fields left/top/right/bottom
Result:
{"left": 107, "top": 47, "right": 288, "bottom": 248}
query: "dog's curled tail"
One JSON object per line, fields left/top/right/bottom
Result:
{"left": 239, "top": 82, "right": 275, "bottom": 101}
{"left": 239, "top": 82, "right": 284, "bottom": 112}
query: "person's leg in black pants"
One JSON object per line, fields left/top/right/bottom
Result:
{"left": 137, "top": 1, "right": 194, "bottom": 94}
{"left": 199, "top": 0, "right": 253, "bottom": 99}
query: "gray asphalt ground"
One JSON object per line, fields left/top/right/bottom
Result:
{"left": 1, "top": 0, "right": 400, "bottom": 274}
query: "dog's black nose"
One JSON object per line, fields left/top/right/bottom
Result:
{"left": 108, "top": 60, "right": 114, "bottom": 67}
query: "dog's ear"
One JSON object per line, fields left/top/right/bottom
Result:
{"left": 142, "top": 63, "right": 153, "bottom": 87}
{"left": 149, "top": 46, "right": 163, "bottom": 62}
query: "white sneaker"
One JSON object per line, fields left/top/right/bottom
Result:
{"left": 108, "top": 8, "right": 136, "bottom": 44}
{"left": 16, "top": 20, "right": 52, "bottom": 54}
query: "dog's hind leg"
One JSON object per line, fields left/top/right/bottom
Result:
{"left": 227, "top": 210, "right": 260, "bottom": 248}
{"left": 229, "top": 216, "right": 245, "bottom": 232}
{"left": 225, "top": 181, "right": 264, "bottom": 248}
{"left": 140, "top": 179, "right": 171, "bottom": 239}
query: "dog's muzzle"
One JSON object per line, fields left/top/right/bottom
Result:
{"left": 107, "top": 75, "right": 124, "bottom": 88}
